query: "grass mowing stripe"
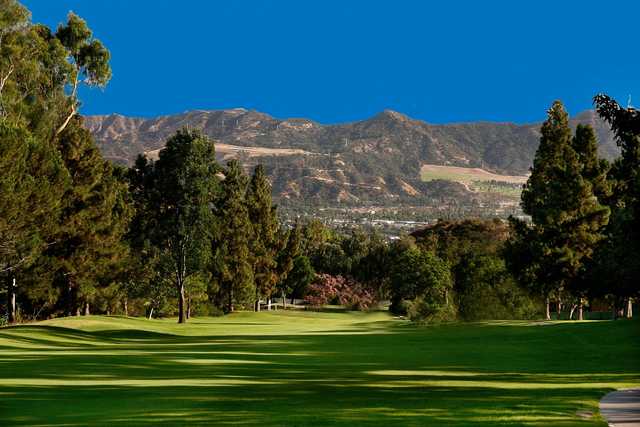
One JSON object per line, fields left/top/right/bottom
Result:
{"left": 0, "top": 312, "right": 638, "bottom": 426}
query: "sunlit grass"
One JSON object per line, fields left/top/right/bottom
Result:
{"left": 0, "top": 312, "right": 638, "bottom": 426}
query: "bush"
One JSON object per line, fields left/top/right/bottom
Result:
{"left": 305, "top": 274, "right": 376, "bottom": 310}
{"left": 407, "top": 296, "right": 456, "bottom": 323}
{"left": 454, "top": 254, "right": 538, "bottom": 321}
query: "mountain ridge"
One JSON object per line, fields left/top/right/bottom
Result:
{"left": 84, "top": 108, "right": 619, "bottom": 206}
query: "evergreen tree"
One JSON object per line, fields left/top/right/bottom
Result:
{"left": 506, "top": 101, "right": 609, "bottom": 319}
{"left": 213, "top": 160, "right": 254, "bottom": 313}
{"left": 572, "top": 124, "right": 611, "bottom": 202}
{"left": 275, "top": 222, "right": 302, "bottom": 307}
{"left": 45, "top": 117, "right": 131, "bottom": 316}
{"left": 590, "top": 94, "right": 640, "bottom": 316}
{"left": 0, "top": 122, "right": 68, "bottom": 322}
{"left": 247, "top": 165, "right": 281, "bottom": 310}
{"left": 279, "top": 255, "right": 315, "bottom": 303}
{"left": 148, "top": 129, "right": 218, "bottom": 323}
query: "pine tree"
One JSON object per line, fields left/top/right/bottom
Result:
{"left": 213, "top": 160, "right": 254, "bottom": 313}
{"left": 507, "top": 101, "right": 609, "bottom": 319}
{"left": 275, "top": 223, "right": 302, "bottom": 307}
{"left": 247, "top": 165, "right": 281, "bottom": 311}
{"left": 0, "top": 122, "right": 68, "bottom": 322}
{"left": 45, "top": 117, "right": 131, "bottom": 316}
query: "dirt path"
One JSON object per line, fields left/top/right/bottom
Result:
{"left": 600, "top": 389, "right": 640, "bottom": 426}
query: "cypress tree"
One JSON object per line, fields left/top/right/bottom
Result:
{"left": 247, "top": 165, "right": 281, "bottom": 311}
{"left": 572, "top": 124, "right": 611, "bottom": 203}
{"left": 507, "top": 101, "right": 609, "bottom": 319}
{"left": 213, "top": 160, "right": 254, "bottom": 313}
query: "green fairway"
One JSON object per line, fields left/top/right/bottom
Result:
{"left": 0, "top": 312, "right": 638, "bottom": 426}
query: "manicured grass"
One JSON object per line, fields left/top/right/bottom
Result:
{"left": 0, "top": 312, "right": 638, "bottom": 426}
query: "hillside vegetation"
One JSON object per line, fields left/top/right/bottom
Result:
{"left": 85, "top": 109, "right": 618, "bottom": 205}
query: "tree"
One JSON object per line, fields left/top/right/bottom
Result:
{"left": 389, "top": 246, "right": 452, "bottom": 319}
{"left": 247, "top": 165, "right": 281, "bottom": 310}
{"left": 506, "top": 101, "right": 610, "bottom": 319}
{"left": 44, "top": 117, "right": 131, "bottom": 316}
{"left": 275, "top": 222, "right": 302, "bottom": 308}
{"left": 53, "top": 12, "right": 110, "bottom": 136}
{"left": 280, "top": 255, "right": 315, "bottom": 303}
{"left": 454, "top": 254, "right": 536, "bottom": 321}
{"left": 213, "top": 160, "right": 254, "bottom": 313}
{"left": 590, "top": 94, "right": 640, "bottom": 316}
{"left": 572, "top": 124, "right": 611, "bottom": 202}
{"left": 0, "top": 122, "right": 68, "bottom": 322}
{"left": 147, "top": 129, "right": 218, "bottom": 323}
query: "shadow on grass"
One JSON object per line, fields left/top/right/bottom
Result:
{"left": 0, "top": 318, "right": 638, "bottom": 426}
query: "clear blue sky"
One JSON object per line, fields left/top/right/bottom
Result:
{"left": 23, "top": 0, "right": 639, "bottom": 124}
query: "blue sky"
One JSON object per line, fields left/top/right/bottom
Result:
{"left": 23, "top": 0, "right": 639, "bottom": 124}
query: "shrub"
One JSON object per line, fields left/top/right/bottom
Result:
{"left": 454, "top": 254, "right": 538, "bottom": 321}
{"left": 305, "top": 274, "right": 376, "bottom": 310}
{"left": 407, "top": 296, "right": 456, "bottom": 323}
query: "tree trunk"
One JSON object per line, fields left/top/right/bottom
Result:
{"left": 75, "top": 307, "right": 81, "bottom": 317}
{"left": 578, "top": 300, "right": 584, "bottom": 321}
{"left": 7, "top": 275, "right": 16, "bottom": 324}
{"left": 227, "top": 285, "right": 234, "bottom": 313}
{"left": 186, "top": 297, "right": 191, "bottom": 320}
{"left": 545, "top": 297, "right": 551, "bottom": 320}
{"left": 123, "top": 298, "right": 128, "bottom": 317}
{"left": 624, "top": 298, "right": 633, "bottom": 318}
{"left": 291, "top": 297, "right": 295, "bottom": 305}
{"left": 569, "top": 304, "right": 576, "bottom": 320}
{"left": 84, "top": 301, "right": 90, "bottom": 316}
{"left": 556, "top": 299, "right": 562, "bottom": 320}
{"left": 267, "top": 298, "right": 271, "bottom": 311}
{"left": 178, "top": 281, "right": 186, "bottom": 323}
{"left": 282, "top": 291, "right": 286, "bottom": 310}
{"left": 148, "top": 307, "right": 154, "bottom": 320}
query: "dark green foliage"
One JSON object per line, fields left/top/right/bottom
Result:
{"left": 44, "top": 117, "right": 131, "bottom": 316}
{"left": 212, "top": 160, "right": 254, "bottom": 312}
{"left": 589, "top": 94, "right": 640, "bottom": 309}
{"left": 280, "top": 255, "right": 315, "bottom": 301}
{"left": 412, "top": 219, "right": 536, "bottom": 320}
{"left": 143, "top": 129, "right": 218, "bottom": 322}
{"left": 507, "top": 101, "right": 610, "bottom": 317}
{"left": 0, "top": 122, "right": 68, "bottom": 322}
{"left": 572, "top": 124, "right": 611, "bottom": 202}
{"left": 389, "top": 246, "right": 453, "bottom": 320}
{"left": 454, "top": 254, "right": 537, "bottom": 321}
{"left": 247, "top": 165, "right": 282, "bottom": 307}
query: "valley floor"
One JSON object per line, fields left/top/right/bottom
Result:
{"left": 0, "top": 312, "right": 638, "bottom": 426}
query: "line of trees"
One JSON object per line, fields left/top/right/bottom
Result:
{"left": 0, "top": 2, "right": 305, "bottom": 324}
{"left": 1, "top": 1, "right": 636, "bottom": 325}
{"left": 505, "top": 99, "right": 639, "bottom": 320}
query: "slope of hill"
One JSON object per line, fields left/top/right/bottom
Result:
{"left": 85, "top": 108, "right": 617, "bottom": 207}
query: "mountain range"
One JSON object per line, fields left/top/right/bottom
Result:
{"left": 85, "top": 108, "right": 618, "bottom": 206}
